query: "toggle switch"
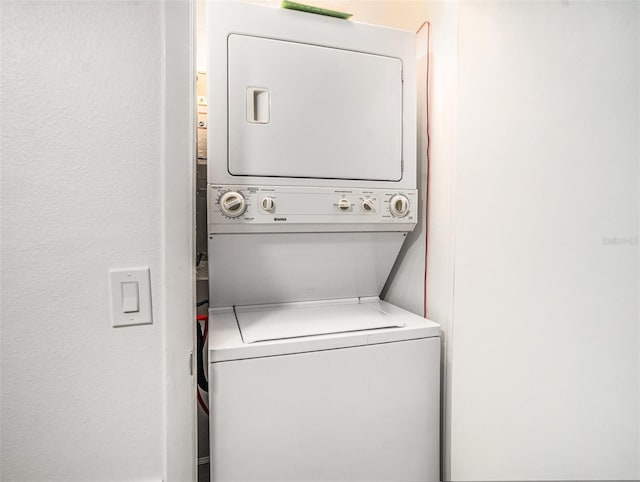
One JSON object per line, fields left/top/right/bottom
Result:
{"left": 109, "top": 267, "right": 152, "bottom": 327}
{"left": 121, "top": 281, "right": 139, "bottom": 313}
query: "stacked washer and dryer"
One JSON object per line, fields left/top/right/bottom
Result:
{"left": 206, "top": 2, "right": 440, "bottom": 481}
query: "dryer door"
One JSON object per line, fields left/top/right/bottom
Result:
{"left": 227, "top": 34, "right": 403, "bottom": 181}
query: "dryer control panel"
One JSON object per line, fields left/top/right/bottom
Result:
{"left": 208, "top": 185, "right": 417, "bottom": 233}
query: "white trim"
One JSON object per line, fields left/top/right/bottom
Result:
{"left": 162, "top": 0, "right": 197, "bottom": 480}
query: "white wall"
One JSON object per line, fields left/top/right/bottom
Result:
{"left": 378, "top": 1, "right": 639, "bottom": 480}
{"left": 447, "top": 1, "right": 639, "bottom": 480}
{"left": 0, "top": 1, "right": 194, "bottom": 481}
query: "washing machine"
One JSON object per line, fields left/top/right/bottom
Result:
{"left": 207, "top": 3, "right": 440, "bottom": 481}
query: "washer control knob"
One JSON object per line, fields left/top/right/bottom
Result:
{"left": 337, "top": 198, "right": 351, "bottom": 212}
{"left": 361, "top": 198, "right": 375, "bottom": 213}
{"left": 389, "top": 194, "right": 410, "bottom": 218}
{"left": 219, "top": 191, "right": 246, "bottom": 218}
{"left": 261, "top": 196, "right": 275, "bottom": 212}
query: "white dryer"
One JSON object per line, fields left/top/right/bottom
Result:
{"left": 206, "top": 3, "right": 440, "bottom": 481}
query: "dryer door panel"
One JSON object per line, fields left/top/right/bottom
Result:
{"left": 228, "top": 34, "right": 403, "bottom": 181}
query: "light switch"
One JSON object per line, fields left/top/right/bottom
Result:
{"left": 121, "top": 281, "right": 139, "bottom": 313}
{"left": 109, "top": 268, "right": 152, "bottom": 327}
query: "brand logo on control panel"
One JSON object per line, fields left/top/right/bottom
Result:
{"left": 274, "top": 217, "right": 287, "bottom": 221}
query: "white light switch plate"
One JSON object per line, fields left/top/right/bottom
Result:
{"left": 109, "top": 267, "right": 153, "bottom": 327}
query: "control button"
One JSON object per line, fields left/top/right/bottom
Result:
{"left": 261, "top": 196, "right": 275, "bottom": 212}
{"left": 361, "top": 198, "right": 375, "bottom": 213}
{"left": 337, "top": 199, "right": 351, "bottom": 212}
{"left": 219, "top": 191, "right": 247, "bottom": 218}
{"left": 389, "top": 194, "right": 410, "bottom": 218}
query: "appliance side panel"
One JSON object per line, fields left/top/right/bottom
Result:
{"left": 209, "top": 337, "right": 440, "bottom": 482}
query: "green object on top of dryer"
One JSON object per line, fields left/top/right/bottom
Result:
{"left": 280, "top": 0, "right": 352, "bottom": 19}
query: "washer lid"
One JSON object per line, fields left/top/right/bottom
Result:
{"left": 209, "top": 298, "right": 441, "bottom": 362}
{"left": 236, "top": 299, "right": 404, "bottom": 343}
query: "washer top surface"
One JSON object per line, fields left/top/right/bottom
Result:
{"left": 209, "top": 297, "right": 440, "bottom": 362}
{"left": 236, "top": 299, "right": 405, "bottom": 343}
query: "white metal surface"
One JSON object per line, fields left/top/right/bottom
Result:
{"left": 228, "top": 34, "right": 403, "bottom": 181}
{"left": 205, "top": 5, "right": 438, "bottom": 482}
{"left": 208, "top": 232, "right": 407, "bottom": 307}
{"left": 208, "top": 298, "right": 440, "bottom": 361}
{"left": 207, "top": 1, "right": 416, "bottom": 190}
{"left": 208, "top": 185, "right": 417, "bottom": 233}
{"left": 209, "top": 327, "right": 440, "bottom": 482}
{"left": 236, "top": 299, "right": 404, "bottom": 343}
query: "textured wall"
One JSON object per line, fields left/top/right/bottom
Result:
{"left": 1, "top": 2, "right": 176, "bottom": 480}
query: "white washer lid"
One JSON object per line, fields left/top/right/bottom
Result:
{"left": 209, "top": 298, "right": 441, "bottom": 362}
{"left": 236, "top": 300, "right": 404, "bottom": 343}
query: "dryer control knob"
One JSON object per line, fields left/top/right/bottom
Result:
{"left": 361, "top": 198, "right": 375, "bottom": 213}
{"left": 219, "top": 191, "right": 247, "bottom": 218}
{"left": 389, "top": 194, "right": 410, "bottom": 218}
{"left": 337, "top": 198, "right": 351, "bottom": 212}
{"left": 261, "top": 196, "right": 275, "bottom": 212}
